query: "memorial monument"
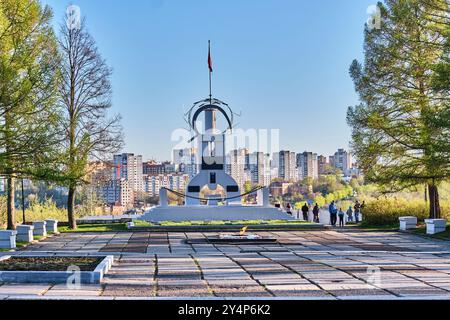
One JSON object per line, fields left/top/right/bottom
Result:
{"left": 141, "top": 42, "right": 293, "bottom": 222}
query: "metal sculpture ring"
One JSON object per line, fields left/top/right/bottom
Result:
{"left": 191, "top": 105, "right": 233, "bottom": 134}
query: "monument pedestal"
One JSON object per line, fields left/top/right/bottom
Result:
{"left": 140, "top": 205, "right": 294, "bottom": 222}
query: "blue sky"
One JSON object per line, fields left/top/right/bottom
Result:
{"left": 42, "top": 0, "right": 374, "bottom": 161}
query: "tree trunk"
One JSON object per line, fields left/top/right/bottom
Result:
{"left": 67, "top": 185, "right": 77, "bottom": 229}
{"left": 6, "top": 177, "right": 16, "bottom": 230}
{"left": 428, "top": 183, "right": 441, "bottom": 219}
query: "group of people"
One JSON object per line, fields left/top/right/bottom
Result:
{"left": 285, "top": 202, "right": 323, "bottom": 223}
{"left": 328, "top": 200, "right": 365, "bottom": 227}
{"left": 285, "top": 200, "right": 365, "bottom": 227}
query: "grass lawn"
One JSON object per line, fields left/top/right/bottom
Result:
{"left": 16, "top": 241, "right": 29, "bottom": 248}
{"left": 133, "top": 219, "right": 312, "bottom": 227}
{"left": 59, "top": 223, "right": 128, "bottom": 233}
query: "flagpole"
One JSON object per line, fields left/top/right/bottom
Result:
{"left": 208, "top": 40, "right": 212, "bottom": 105}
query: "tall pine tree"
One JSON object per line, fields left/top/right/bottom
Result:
{"left": 347, "top": 0, "right": 449, "bottom": 218}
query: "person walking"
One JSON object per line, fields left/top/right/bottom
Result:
{"left": 301, "top": 202, "right": 310, "bottom": 221}
{"left": 312, "top": 203, "right": 320, "bottom": 223}
{"left": 354, "top": 201, "right": 361, "bottom": 223}
{"left": 346, "top": 206, "right": 354, "bottom": 223}
{"left": 328, "top": 201, "right": 338, "bottom": 226}
{"left": 338, "top": 208, "right": 345, "bottom": 227}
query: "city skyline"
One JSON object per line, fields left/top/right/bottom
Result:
{"left": 94, "top": 147, "right": 355, "bottom": 209}
{"left": 42, "top": 0, "right": 377, "bottom": 161}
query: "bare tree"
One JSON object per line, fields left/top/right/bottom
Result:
{"left": 59, "top": 16, "right": 123, "bottom": 229}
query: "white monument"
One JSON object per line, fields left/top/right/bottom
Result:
{"left": 140, "top": 44, "right": 293, "bottom": 222}
{"left": 140, "top": 97, "right": 293, "bottom": 222}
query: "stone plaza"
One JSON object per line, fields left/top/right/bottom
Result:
{"left": 2, "top": 229, "right": 450, "bottom": 299}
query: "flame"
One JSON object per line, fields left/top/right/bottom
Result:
{"left": 240, "top": 226, "right": 248, "bottom": 236}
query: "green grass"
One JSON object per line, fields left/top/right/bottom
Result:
{"left": 133, "top": 219, "right": 311, "bottom": 227}
{"left": 16, "top": 241, "right": 29, "bottom": 248}
{"left": 59, "top": 223, "right": 128, "bottom": 233}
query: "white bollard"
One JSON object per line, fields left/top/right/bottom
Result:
{"left": 425, "top": 219, "right": 447, "bottom": 235}
{"left": 33, "top": 221, "right": 47, "bottom": 237}
{"left": 399, "top": 216, "right": 417, "bottom": 231}
{"left": 0, "top": 230, "right": 17, "bottom": 249}
{"left": 45, "top": 219, "right": 58, "bottom": 233}
{"left": 17, "top": 225, "right": 34, "bottom": 242}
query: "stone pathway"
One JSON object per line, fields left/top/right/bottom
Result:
{"left": 2, "top": 230, "right": 450, "bottom": 299}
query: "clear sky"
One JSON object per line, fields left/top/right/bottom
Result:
{"left": 42, "top": 0, "right": 375, "bottom": 161}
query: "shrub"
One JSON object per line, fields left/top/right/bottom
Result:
{"left": 361, "top": 198, "right": 450, "bottom": 226}
{"left": 314, "top": 194, "right": 326, "bottom": 207}
{"left": 21, "top": 198, "right": 69, "bottom": 223}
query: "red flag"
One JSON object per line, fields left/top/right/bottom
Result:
{"left": 208, "top": 43, "right": 213, "bottom": 72}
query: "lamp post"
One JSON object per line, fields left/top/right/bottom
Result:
{"left": 21, "top": 178, "right": 26, "bottom": 224}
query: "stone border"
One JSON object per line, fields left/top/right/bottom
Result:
{"left": 0, "top": 255, "right": 113, "bottom": 284}
{"left": 73, "top": 218, "right": 132, "bottom": 225}
{"left": 129, "top": 223, "right": 325, "bottom": 232}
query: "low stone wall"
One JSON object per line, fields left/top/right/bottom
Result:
{"left": 0, "top": 255, "right": 114, "bottom": 284}
{"left": 141, "top": 205, "right": 295, "bottom": 222}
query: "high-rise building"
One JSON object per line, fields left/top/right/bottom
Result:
{"left": 330, "top": 149, "right": 353, "bottom": 175}
{"left": 297, "top": 152, "right": 319, "bottom": 180}
{"left": 113, "top": 153, "right": 144, "bottom": 193}
{"left": 273, "top": 151, "right": 297, "bottom": 181}
{"left": 317, "top": 155, "right": 329, "bottom": 175}
{"left": 248, "top": 152, "right": 271, "bottom": 186}
{"left": 102, "top": 178, "right": 134, "bottom": 208}
{"left": 226, "top": 149, "right": 248, "bottom": 189}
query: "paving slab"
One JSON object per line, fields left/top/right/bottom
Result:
{"left": 5, "top": 229, "right": 450, "bottom": 299}
{"left": 0, "top": 284, "right": 51, "bottom": 296}
{"left": 102, "top": 284, "right": 154, "bottom": 297}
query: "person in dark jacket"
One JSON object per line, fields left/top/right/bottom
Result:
{"left": 301, "top": 203, "right": 309, "bottom": 221}
{"left": 312, "top": 203, "right": 320, "bottom": 223}
{"left": 338, "top": 208, "right": 345, "bottom": 227}
{"left": 328, "top": 201, "right": 338, "bottom": 226}
{"left": 346, "top": 206, "right": 354, "bottom": 223}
